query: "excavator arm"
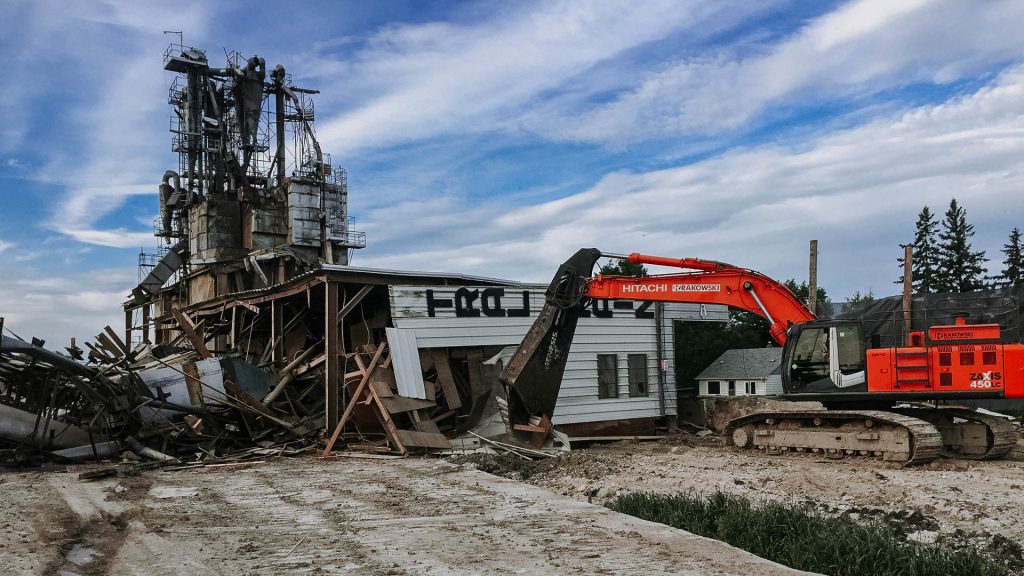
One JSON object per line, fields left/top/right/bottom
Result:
{"left": 499, "top": 248, "right": 814, "bottom": 434}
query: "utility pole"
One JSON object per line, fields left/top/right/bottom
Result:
{"left": 902, "top": 244, "right": 913, "bottom": 343}
{"left": 808, "top": 240, "right": 818, "bottom": 316}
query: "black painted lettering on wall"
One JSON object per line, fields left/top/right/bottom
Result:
{"left": 590, "top": 299, "right": 613, "bottom": 318}
{"left": 426, "top": 289, "right": 454, "bottom": 317}
{"left": 507, "top": 290, "right": 531, "bottom": 317}
{"left": 481, "top": 288, "right": 506, "bottom": 317}
{"left": 454, "top": 287, "right": 482, "bottom": 317}
{"left": 635, "top": 301, "right": 654, "bottom": 319}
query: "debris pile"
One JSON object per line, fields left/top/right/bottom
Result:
{"left": 0, "top": 310, "right": 559, "bottom": 468}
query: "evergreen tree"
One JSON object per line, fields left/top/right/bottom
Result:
{"left": 998, "top": 227, "right": 1024, "bottom": 287}
{"left": 935, "top": 198, "right": 987, "bottom": 292}
{"left": 896, "top": 206, "right": 941, "bottom": 293}
{"left": 847, "top": 289, "right": 875, "bottom": 304}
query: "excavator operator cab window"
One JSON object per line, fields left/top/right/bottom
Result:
{"left": 791, "top": 327, "right": 830, "bottom": 388}
{"left": 787, "top": 322, "right": 867, "bottom": 392}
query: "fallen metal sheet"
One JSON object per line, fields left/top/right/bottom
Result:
{"left": 385, "top": 327, "right": 426, "bottom": 399}
{"left": 52, "top": 441, "right": 123, "bottom": 460}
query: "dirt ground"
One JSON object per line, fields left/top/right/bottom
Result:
{"left": 454, "top": 433, "right": 1024, "bottom": 572}
{"left": 3, "top": 431, "right": 1023, "bottom": 575}
{"left": 0, "top": 456, "right": 813, "bottom": 576}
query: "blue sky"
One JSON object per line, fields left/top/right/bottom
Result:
{"left": 1, "top": 0, "right": 1023, "bottom": 346}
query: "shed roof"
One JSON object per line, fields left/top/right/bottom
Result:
{"left": 696, "top": 348, "right": 783, "bottom": 381}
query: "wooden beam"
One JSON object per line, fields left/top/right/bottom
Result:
{"left": 336, "top": 284, "right": 374, "bottom": 323}
{"left": 808, "top": 239, "right": 818, "bottom": 316}
{"left": 430, "top": 349, "right": 462, "bottom": 410}
{"left": 366, "top": 381, "right": 408, "bottom": 454}
{"left": 394, "top": 429, "right": 449, "bottom": 450}
{"left": 324, "top": 281, "right": 341, "bottom": 431}
{"left": 271, "top": 299, "right": 283, "bottom": 364}
{"left": 903, "top": 244, "right": 913, "bottom": 342}
{"left": 183, "top": 362, "right": 203, "bottom": 406}
{"left": 105, "top": 325, "right": 131, "bottom": 357}
{"left": 124, "top": 310, "right": 133, "bottom": 352}
{"left": 170, "top": 308, "right": 212, "bottom": 359}
{"left": 142, "top": 304, "right": 151, "bottom": 344}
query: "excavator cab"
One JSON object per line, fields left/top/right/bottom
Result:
{"left": 782, "top": 321, "right": 866, "bottom": 394}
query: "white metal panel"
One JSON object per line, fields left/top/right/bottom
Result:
{"left": 194, "top": 357, "right": 227, "bottom": 403}
{"left": 388, "top": 285, "right": 728, "bottom": 425}
{"left": 385, "top": 327, "right": 426, "bottom": 399}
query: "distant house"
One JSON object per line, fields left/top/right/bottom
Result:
{"left": 695, "top": 348, "right": 783, "bottom": 397}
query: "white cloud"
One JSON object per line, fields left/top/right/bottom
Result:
{"left": 0, "top": 240, "right": 13, "bottom": 254}
{"left": 308, "top": 0, "right": 1024, "bottom": 155}
{"left": 0, "top": 266, "right": 135, "bottom": 347}
{"left": 2, "top": 1, "right": 211, "bottom": 247}
{"left": 539, "top": 0, "right": 1024, "bottom": 144}
{"left": 353, "top": 64, "right": 1024, "bottom": 297}
{"left": 316, "top": 0, "right": 770, "bottom": 155}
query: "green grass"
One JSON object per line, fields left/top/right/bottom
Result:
{"left": 608, "top": 491, "right": 1006, "bottom": 576}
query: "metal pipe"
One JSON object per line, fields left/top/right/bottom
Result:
{"left": 125, "top": 436, "right": 178, "bottom": 463}
{"left": 744, "top": 282, "right": 776, "bottom": 326}
{"left": 263, "top": 342, "right": 321, "bottom": 404}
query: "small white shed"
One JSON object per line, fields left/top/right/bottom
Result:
{"left": 696, "top": 348, "right": 783, "bottom": 397}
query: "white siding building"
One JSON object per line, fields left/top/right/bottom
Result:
{"left": 390, "top": 285, "right": 727, "bottom": 426}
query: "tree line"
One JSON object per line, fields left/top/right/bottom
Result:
{"left": 898, "top": 198, "right": 1023, "bottom": 293}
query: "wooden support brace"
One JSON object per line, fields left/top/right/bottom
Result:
{"left": 336, "top": 284, "right": 374, "bottom": 323}
{"left": 171, "top": 308, "right": 212, "bottom": 359}
{"left": 321, "top": 342, "right": 389, "bottom": 455}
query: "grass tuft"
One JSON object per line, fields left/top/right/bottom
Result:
{"left": 608, "top": 491, "right": 1006, "bottom": 576}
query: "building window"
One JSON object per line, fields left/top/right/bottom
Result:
{"left": 728, "top": 380, "right": 736, "bottom": 396}
{"left": 746, "top": 381, "right": 757, "bottom": 395}
{"left": 707, "top": 381, "right": 721, "bottom": 395}
{"left": 627, "top": 354, "right": 649, "bottom": 397}
{"left": 597, "top": 354, "right": 618, "bottom": 399}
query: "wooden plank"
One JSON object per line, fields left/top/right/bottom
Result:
{"left": 413, "top": 420, "right": 443, "bottom": 435}
{"left": 394, "top": 429, "right": 451, "bottom": 450}
{"left": 379, "top": 395, "right": 435, "bottom": 414}
{"left": 105, "top": 324, "right": 130, "bottom": 356}
{"left": 466, "top": 349, "right": 485, "bottom": 400}
{"left": 84, "top": 341, "right": 114, "bottom": 362}
{"left": 223, "top": 379, "right": 275, "bottom": 418}
{"left": 183, "top": 362, "right": 203, "bottom": 406}
{"left": 170, "top": 308, "right": 212, "bottom": 358}
{"left": 95, "top": 333, "right": 123, "bottom": 359}
{"left": 429, "top": 349, "right": 462, "bottom": 410}
{"left": 369, "top": 368, "right": 395, "bottom": 398}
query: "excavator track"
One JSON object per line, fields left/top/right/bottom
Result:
{"left": 893, "top": 407, "right": 1018, "bottom": 460}
{"left": 723, "top": 410, "right": 944, "bottom": 465}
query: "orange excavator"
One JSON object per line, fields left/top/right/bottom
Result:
{"left": 500, "top": 249, "right": 1022, "bottom": 464}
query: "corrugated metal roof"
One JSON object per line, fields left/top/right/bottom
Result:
{"left": 696, "top": 348, "right": 782, "bottom": 381}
